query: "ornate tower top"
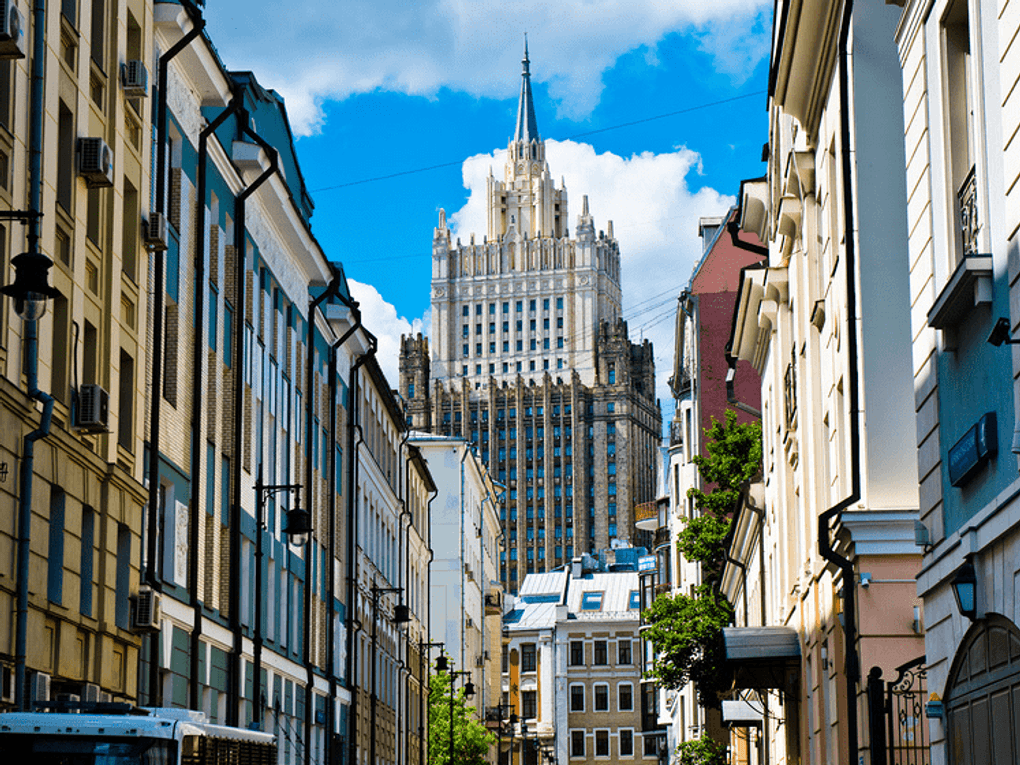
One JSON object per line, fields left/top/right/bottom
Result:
{"left": 514, "top": 36, "right": 540, "bottom": 145}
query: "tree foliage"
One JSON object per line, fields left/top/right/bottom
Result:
{"left": 427, "top": 670, "right": 495, "bottom": 765}
{"left": 641, "top": 584, "right": 734, "bottom": 706}
{"left": 644, "top": 408, "right": 761, "bottom": 706}
{"left": 676, "top": 736, "right": 727, "bottom": 765}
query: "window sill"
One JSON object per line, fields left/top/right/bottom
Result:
{"left": 927, "top": 254, "right": 993, "bottom": 332}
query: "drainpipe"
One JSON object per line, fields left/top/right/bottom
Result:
{"left": 816, "top": 5, "right": 862, "bottom": 765}
{"left": 147, "top": 0, "right": 205, "bottom": 707}
{"left": 460, "top": 447, "right": 470, "bottom": 669}
{"left": 420, "top": 494, "right": 436, "bottom": 765}
{"left": 303, "top": 267, "right": 343, "bottom": 764}
{"left": 12, "top": 0, "right": 54, "bottom": 713}
{"left": 346, "top": 333, "right": 377, "bottom": 765}
{"left": 188, "top": 94, "right": 241, "bottom": 711}
{"left": 326, "top": 287, "right": 362, "bottom": 765}
{"left": 227, "top": 102, "right": 280, "bottom": 728}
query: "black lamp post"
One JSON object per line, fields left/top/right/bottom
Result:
{"left": 446, "top": 664, "right": 474, "bottom": 764}
{"left": 252, "top": 468, "right": 306, "bottom": 729}
{"left": 370, "top": 582, "right": 409, "bottom": 765}
{"left": 952, "top": 557, "right": 978, "bottom": 621}
{"left": 418, "top": 639, "right": 445, "bottom": 765}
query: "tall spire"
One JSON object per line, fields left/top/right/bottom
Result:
{"left": 514, "top": 35, "right": 540, "bottom": 144}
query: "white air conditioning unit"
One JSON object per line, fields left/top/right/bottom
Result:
{"left": 120, "top": 60, "right": 148, "bottom": 98}
{"left": 144, "top": 211, "right": 168, "bottom": 251}
{"left": 132, "top": 586, "right": 161, "bottom": 632}
{"left": 0, "top": 1, "right": 26, "bottom": 60}
{"left": 75, "top": 384, "right": 109, "bottom": 431}
{"left": 31, "top": 672, "right": 50, "bottom": 707}
{"left": 1, "top": 665, "right": 13, "bottom": 704}
{"left": 82, "top": 683, "right": 101, "bottom": 703}
{"left": 78, "top": 137, "right": 114, "bottom": 188}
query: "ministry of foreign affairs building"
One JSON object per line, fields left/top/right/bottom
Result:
{"left": 400, "top": 45, "right": 661, "bottom": 594}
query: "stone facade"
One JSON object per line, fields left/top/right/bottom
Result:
{"left": 399, "top": 46, "right": 660, "bottom": 596}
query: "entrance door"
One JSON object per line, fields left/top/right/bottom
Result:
{"left": 946, "top": 615, "right": 1020, "bottom": 764}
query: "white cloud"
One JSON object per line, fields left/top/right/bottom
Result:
{"left": 449, "top": 140, "right": 734, "bottom": 408}
{"left": 348, "top": 280, "right": 430, "bottom": 388}
{"left": 203, "top": 0, "right": 770, "bottom": 135}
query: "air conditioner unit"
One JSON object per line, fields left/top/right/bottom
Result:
{"left": 465, "top": 617, "right": 474, "bottom": 628}
{"left": 0, "top": 1, "right": 26, "bottom": 60}
{"left": 75, "top": 384, "right": 110, "bottom": 432}
{"left": 475, "top": 656, "right": 484, "bottom": 667}
{"left": 120, "top": 60, "right": 148, "bottom": 98}
{"left": 132, "top": 586, "right": 161, "bottom": 632}
{"left": 30, "top": 672, "right": 50, "bottom": 707}
{"left": 1, "top": 665, "right": 13, "bottom": 704}
{"left": 99, "top": 692, "right": 112, "bottom": 703}
{"left": 78, "top": 137, "right": 114, "bottom": 188}
{"left": 82, "top": 683, "right": 101, "bottom": 704}
{"left": 144, "top": 211, "right": 168, "bottom": 251}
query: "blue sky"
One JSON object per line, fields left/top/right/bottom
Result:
{"left": 203, "top": 1, "right": 772, "bottom": 410}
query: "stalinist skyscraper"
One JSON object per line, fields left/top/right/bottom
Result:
{"left": 401, "top": 43, "right": 661, "bottom": 593}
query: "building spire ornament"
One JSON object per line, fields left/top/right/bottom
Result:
{"left": 514, "top": 35, "right": 540, "bottom": 144}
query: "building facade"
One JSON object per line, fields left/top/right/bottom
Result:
{"left": 894, "top": 0, "right": 1020, "bottom": 761}
{"left": 400, "top": 44, "right": 661, "bottom": 594}
{"left": 0, "top": 0, "right": 156, "bottom": 713}
{"left": 410, "top": 432, "right": 502, "bottom": 730}
{"left": 502, "top": 551, "right": 653, "bottom": 764}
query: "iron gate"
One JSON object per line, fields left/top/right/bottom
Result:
{"left": 867, "top": 656, "right": 930, "bottom": 765}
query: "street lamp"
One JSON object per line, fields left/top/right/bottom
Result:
{"left": 1, "top": 250, "right": 60, "bottom": 321}
{"left": 951, "top": 557, "right": 978, "bottom": 621}
{"left": 446, "top": 663, "right": 474, "bottom": 764}
{"left": 521, "top": 719, "right": 533, "bottom": 765}
{"left": 252, "top": 469, "right": 305, "bottom": 729}
{"left": 370, "top": 582, "right": 409, "bottom": 765}
{"left": 419, "top": 640, "right": 445, "bottom": 765}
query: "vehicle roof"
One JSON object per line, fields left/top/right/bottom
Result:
{"left": 0, "top": 711, "right": 276, "bottom": 744}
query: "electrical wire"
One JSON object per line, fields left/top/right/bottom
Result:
{"left": 309, "top": 91, "right": 765, "bottom": 193}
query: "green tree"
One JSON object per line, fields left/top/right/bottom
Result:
{"left": 644, "top": 408, "right": 761, "bottom": 705}
{"left": 427, "top": 670, "right": 495, "bottom": 765}
{"left": 676, "top": 736, "right": 727, "bottom": 765}
{"left": 641, "top": 584, "right": 734, "bottom": 706}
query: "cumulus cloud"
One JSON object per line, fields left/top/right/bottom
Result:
{"left": 203, "top": 0, "right": 770, "bottom": 135}
{"left": 450, "top": 139, "right": 734, "bottom": 407}
{"left": 348, "top": 280, "right": 430, "bottom": 387}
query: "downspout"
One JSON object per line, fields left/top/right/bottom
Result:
{"left": 817, "top": 5, "right": 862, "bottom": 765}
{"left": 227, "top": 104, "right": 280, "bottom": 727}
{"left": 420, "top": 493, "right": 436, "bottom": 765}
{"left": 13, "top": 0, "right": 55, "bottom": 713}
{"left": 188, "top": 94, "right": 242, "bottom": 712}
{"left": 459, "top": 447, "right": 469, "bottom": 669}
{"left": 327, "top": 294, "right": 362, "bottom": 765}
{"left": 346, "top": 334, "right": 377, "bottom": 765}
{"left": 303, "top": 267, "right": 343, "bottom": 765}
{"left": 148, "top": 0, "right": 205, "bottom": 707}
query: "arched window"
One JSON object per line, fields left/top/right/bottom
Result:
{"left": 946, "top": 614, "right": 1020, "bottom": 763}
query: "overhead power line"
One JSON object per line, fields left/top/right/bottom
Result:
{"left": 309, "top": 91, "right": 765, "bottom": 193}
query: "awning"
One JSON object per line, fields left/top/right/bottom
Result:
{"left": 722, "top": 700, "right": 763, "bottom": 726}
{"left": 722, "top": 627, "right": 800, "bottom": 693}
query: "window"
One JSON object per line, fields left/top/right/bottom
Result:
{"left": 571, "top": 731, "right": 585, "bottom": 758}
{"left": 522, "top": 689, "right": 537, "bottom": 719}
{"left": 618, "top": 639, "right": 633, "bottom": 664}
{"left": 620, "top": 729, "right": 634, "bottom": 757}
{"left": 80, "top": 506, "right": 95, "bottom": 616}
{"left": 594, "top": 640, "right": 608, "bottom": 665}
{"left": 608, "top": 363, "right": 616, "bottom": 384}
{"left": 489, "top": 303, "right": 496, "bottom": 315}
{"left": 516, "top": 300, "right": 523, "bottom": 312}
{"left": 115, "top": 523, "right": 131, "bottom": 629}
{"left": 476, "top": 303, "right": 482, "bottom": 315}
{"left": 119, "top": 349, "right": 135, "bottom": 449}
{"left": 594, "top": 684, "right": 609, "bottom": 711}
{"left": 57, "top": 101, "right": 75, "bottom": 211}
{"left": 619, "top": 683, "right": 634, "bottom": 712}
{"left": 529, "top": 299, "right": 536, "bottom": 311}
{"left": 570, "top": 684, "right": 585, "bottom": 712}
{"left": 462, "top": 306, "right": 469, "bottom": 316}
{"left": 581, "top": 591, "right": 603, "bottom": 611}
{"left": 595, "top": 729, "right": 609, "bottom": 757}
{"left": 521, "top": 643, "right": 537, "bottom": 672}
{"left": 48, "top": 487, "right": 66, "bottom": 604}
{"left": 557, "top": 297, "right": 563, "bottom": 310}
{"left": 944, "top": 0, "right": 976, "bottom": 259}
{"left": 503, "top": 302, "right": 509, "bottom": 313}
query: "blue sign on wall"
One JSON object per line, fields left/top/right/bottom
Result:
{"left": 948, "top": 412, "right": 998, "bottom": 487}
{"left": 638, "top": 555, "right": 656, "bottom": 572}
